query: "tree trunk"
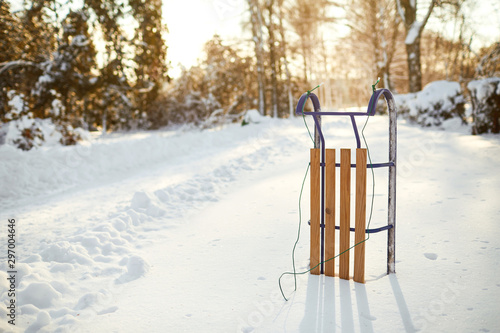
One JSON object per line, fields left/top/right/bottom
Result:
{"left": 277, "top": 0, "right": 294, "bottom": 117}
{"left": 266, "top": 0, "right": 278, "bottom": 118}
{"left": 248, "top": 0, "right": 266, "bottom": 115}
{"left": 102, "top": 108, "right": 107, "bottom": 136}
{"left": 405, "top": 37, "right": 423, "bottom": 92}
{"left": 301, "top": 38, "right": 309, "bottom": 84}
{"left": 397, "top": 0, "right": 435, "bottom": 92}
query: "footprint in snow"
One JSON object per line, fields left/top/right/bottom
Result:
{"left": 424, "top": 253, "right": 438, "bottom": 260}
{"left": 98, "top": 306, "right": 119, "bottom": 315}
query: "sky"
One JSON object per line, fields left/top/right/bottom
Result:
{"left": 426, "top": 0, "right": 500, "bottom": 52}
{"left": 162, "top": 0, "right": 248, "bottom": 78}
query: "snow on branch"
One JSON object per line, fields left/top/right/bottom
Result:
{"left": 0, "top": 60, "right": 40, "bottom": 76}
{"left": 396, "top": 0, "right": 406, "bottom": 25}
{"left": 405, "top": 21, "right": 422, "bottom": 44}
{"left": 403, "top": 0, "right": 436, "bottom": 45}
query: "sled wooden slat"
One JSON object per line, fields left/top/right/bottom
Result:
{"left": 354, "top": 149, "right": 367, "bottom": 283}
{"left": 325, "top": 149, "right": 336, "bottom": 277}
{"left": 339, "top": 149, "right": 351, "bottom": 280}
{"left": 310, "top": 149, "right": 320, "bottom": 275}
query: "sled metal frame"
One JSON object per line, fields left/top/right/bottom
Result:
{"left": 296, "top": 89, "right": 397, "bottom": 277}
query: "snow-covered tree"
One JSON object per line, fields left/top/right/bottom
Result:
{"left": 129, "top": 0, "right": 168, "bottom": 125}
{"left": 396, "top": 0, "right": 437, "bottom": 92}
{"left": 468, "top": 77, "right": 500, "bottom": 134}
{"left": 33, "top": 10, "right": 97, "bottom": 122}
{"left": 395, "top": 80, "right": 466, "bottom": 126}
{"left": 202, "top": 35, "right": 254, "bottom": 116}
{"left": 161, "top": 36, "right": 255, "bottom": 127}
{"left": 475, "top": 42, "right": 500, "bottom": 79}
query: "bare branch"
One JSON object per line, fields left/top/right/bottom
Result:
{"left": 395, "top": 0, "right": 406, "bottom": 25}
{"left": 419, "top": 0, "right": 436, "bottom": 34}
{"left": 0, "top": 60, "right": 40, "bottom": 77}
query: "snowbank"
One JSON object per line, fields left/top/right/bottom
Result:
{"left": 243, "top": 109, "right": 271, "bottom": 124}
{"left": 467, "top": 77, "right": 500, "bottom": 134}
{"left": 0, "top": 90, "right": 88, "bottom": 150}
{"left": 395, "top": 80, "right": 466, "bottom": 127}
{"left": 0, "top": 118, "right": 286, "bottom": 208}
{"left": 0, "top": 116, "right": 90, "bottom": 150}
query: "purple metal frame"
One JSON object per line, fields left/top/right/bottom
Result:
{"left": 296, "top": 89, "right": 397, "bottom": 275}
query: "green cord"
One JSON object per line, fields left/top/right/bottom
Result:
{"left": 307, "top": 84, "right": 321, "bottom": 95}
{"left": 302, "top": 111, "right": 315, "bottom": 145}
{"left": 279, "top": 93, "right": 376, "bottom": 301}
{"left": 372, "top": 77, "right": 380, "bottom": 92}
{"left": 290, "top": 163, "right": 310, "bottom": 291}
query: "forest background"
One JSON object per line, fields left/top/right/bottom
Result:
{"left": 1, "top": 0, "right": 499, "bottom": 149}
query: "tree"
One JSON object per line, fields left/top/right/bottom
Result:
{"left": 277, "top": 0, "right": 294, "bottom": 117}
{"left": 264, "top": 0, "right": 279, "bottom": 118}
{"left": 347, "top": 0, "right": 401, "bottom": 91}
{"left": 202, "top": 36, "right": 254, "bottom": 116}
{"left": 32, "top": 10, "right": 97, "bottom": 122}
{"left": 0, "top": 1, "right": 23, "bottom": 117}
{"left": 129, "top": 0, "right": 168, "bottom": 126}
{"left": 0, "top": 1, "right": 22, "bottom": 64}
{"left": 396, "top": 0, "right": 436, "bottom": 92}
{"left": 247, "top": 0, "right": 266, "bottom": 115}
{"left": 475, "top": 42, "right": 500, "bottom": 78}
{"left": 84, "top": 0, "right": 133, "bottom": 132}
{"left": 0, "top": 0, "right": 53, "bottom": 119}
{"left": 288, "top": 0, "right": 321, "bottom": 84}
{"left": 162, "top": 36, "right": 255, "bottom": 127}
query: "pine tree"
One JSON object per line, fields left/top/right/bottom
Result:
{"left": 84, "top": 0, "right": 133, "bottom": 132}
{"left": 33, "top": 10, "right": 97, "bottom": 122}
{"left": 129, "top": 0, "right": 168, "bottom": 126}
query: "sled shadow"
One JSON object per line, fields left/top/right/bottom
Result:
{"left": 389, "top": 274, "right": 416, "bottom": 333}
{"left": 298, "top": 274, "right": 367, "bottom": 332}
{"left": 298, "top": 274, "right": 338, "bottom": 332}
{"left": 297, "top": 273, "right": 414, "bottom": 332}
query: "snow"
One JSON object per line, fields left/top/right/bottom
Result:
{"left": 402, "top": 80, "right": 462, "bottom": 117}
{"left": 467, "top": 77, "right": 500, "bottom": 134}
{"left": 405, "top": 21, "right": 422, "bottom": 45}
{"left": 1, "top": 115, "right": 500, "bottom": 332}
{"left": 467, "top": 77, "right": 500, "bottom": 102}
{"left": 0, "top": 116, "right": 75, "bottom": 149}
{"left": 50, "top": 99, "right": 64, "bottom": 117}
{"left": 71, "top": 35, "right": 89, "bottom": 47}
{"left": 6, "top": 91, "right": 24, "bottom": 119}
{"left": 244, "top": 109, "right": 270, "bottom": 124}
{"left": 395, "top": 80, "right": 465, "bottom": 127}
{"left": 37, "top": 74, "right": 53, "bottom": 85}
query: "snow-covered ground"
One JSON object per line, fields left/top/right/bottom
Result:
{"left": 1, "top": 113, "right": 499, "bottom": 332}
